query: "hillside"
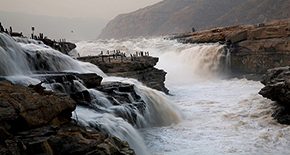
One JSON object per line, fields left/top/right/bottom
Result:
{"left": 98, "top": 0, "right": 290, "bottom": 39}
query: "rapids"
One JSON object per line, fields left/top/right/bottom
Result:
{"left": 1, "top": 32, "right": 290, "bottom": 154}
{"left": 76, "top": 36, "right": 290, "bottom": 155}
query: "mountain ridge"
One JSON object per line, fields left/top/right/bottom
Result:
{"left": 98, "top": 0, "right": 290, "bottom": 39}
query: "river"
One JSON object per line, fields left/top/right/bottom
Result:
{"left": 76, "top": 36, "right": 290, "bottom": 155}
{"left": 1, "top": 33, "right": 290, "bottom": 154}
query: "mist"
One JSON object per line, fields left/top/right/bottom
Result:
{"left": 0, "top": 11, "right": 109, "bottom": 41}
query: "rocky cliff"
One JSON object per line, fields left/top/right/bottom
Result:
{"left": 173, "top": 19, "right": 290, "bottom": 75}
{"left": 98, "top": 0, "right": 290, "bottom": 39}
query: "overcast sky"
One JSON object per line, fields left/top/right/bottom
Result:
{"left": 0, "top": 0, "right": 162, "bottom": 19}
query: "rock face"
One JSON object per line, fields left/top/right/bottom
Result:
{"left": 78, "top": 55, "right": 169, "bottom": 94}
{"left": 0, "top": 81, "right": 76, "bottom": 130}
{"left": 174, "top": 19, "right": 290, "bottom": 75}
{"left": 98, "top": 0, "right": 290, "bottom": 39}
{"left": 259, "top": 66, "right": 290, "bottom": 124}
{"left": 0, "top": 81, "right": 135, "bottom": 155}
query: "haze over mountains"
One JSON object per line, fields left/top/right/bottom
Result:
{"left": 98, "top": 0, "right": 290, "bottom": 39}
{"left": 0, "top": 11, "right": 109, "bottom": 41}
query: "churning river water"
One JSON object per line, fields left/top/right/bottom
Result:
{"left": 75, "top": 36, "right": 290, "bottom": 155}
{"left": 1, "top": 33, "right": 290, "bottom": 155}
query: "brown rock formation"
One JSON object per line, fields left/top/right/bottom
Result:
{"left": 78, "top": 55, "right": 169, "bottom": 94}
{"left": 0, "top": 81, "right": 75, "bottom": 130}
{"left": 0, "top": 81, "right": 135, "bottom": 155}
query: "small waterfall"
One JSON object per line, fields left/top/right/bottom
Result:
{"left": 103, "top": 77, "right": 183, "bottom": 127}
{"left": 156, "top": 43, "right": 231, "bottom": 83}
{"left": 0, "top": 33, "right": 32, "bottom": 76}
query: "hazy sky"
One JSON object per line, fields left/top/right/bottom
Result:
{"left": 0, "top": 0, "right": 162, "bottom": 19}
{"left": 0, "top": 0, "right": 163, "bottom": 40}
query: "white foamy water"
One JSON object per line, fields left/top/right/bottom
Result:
{"left": 76, "top": 36, "right": 290, "bottom": 155}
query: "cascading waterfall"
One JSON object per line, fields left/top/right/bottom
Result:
{"left": 75, "top": 36, "right": 290, "bottom": 155}
{"left": 0, "top": 33, "right": 183, "bottom": 155}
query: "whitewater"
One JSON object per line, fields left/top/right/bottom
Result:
{"left": 76, "top": 36, "right": 290, "bottom": 155}
{"left": 1, "top": 33, "right": 290, "bottom": 155}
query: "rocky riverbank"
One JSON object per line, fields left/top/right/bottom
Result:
{"left": 173, "top": 18, "right": 290, "bottom": 76}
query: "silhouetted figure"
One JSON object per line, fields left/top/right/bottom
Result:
{"left": 130, "top": 54, "right": 133, "bottom": 61}
{"left": 192, "top": 27, "right": 196, "bottom": 32}
{"left": 0, "top": 22, "right": 4, "bottom": 32}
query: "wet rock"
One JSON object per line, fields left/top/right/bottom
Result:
{"left": 259, "top": 66, "right": 290, "bottom": 124}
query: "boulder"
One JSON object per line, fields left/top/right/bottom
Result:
{"left": 259, "top": 66, "right": 290, "bottom": 124}
{"left": 0, "top": 81, "right": 76, "bottom": 130}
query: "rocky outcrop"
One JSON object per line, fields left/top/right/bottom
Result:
{"left": 78, "top": 55, "right": 169, "bottom": 94}
{"left": 107, "top": 68, "right": 167, "bottom": 94}
{"left": 0, "top": 81, "right": 135, "bottom": 155}
{"left": 259, "top": 66, "right": 290, "bottom": 124}
{"left": 0, "top": 81, "right": 76, "bottom": 130}
{"left": 175, "top": 19, "right": 290, "bottom": 75}
{"left": 98, "top": 0, "right": 290, "bottom": 39}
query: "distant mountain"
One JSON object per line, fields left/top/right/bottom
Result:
{"left": 98, "top": 0, "right": 290, "bottom": 39}
{"left": 0, "top": 11, "right": 109, "bottom": 41}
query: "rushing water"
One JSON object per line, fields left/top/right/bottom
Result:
{"left": 0, "top": 33, "right": 182, "bottom": 155}
{"left": 76, "top": 36, "right": 290, "bottom": 155}
{"left": 1, "top": 33, "right": 290, "bottom": 154}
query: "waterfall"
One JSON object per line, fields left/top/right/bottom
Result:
{"left": 157, "top": 43, "right": 231, "bottom": 83}
{"left": 0, "top": 33, "right": 183, "bottom": 155}
{"left": 76, "top": 37, "right": 231, "bottom": 83}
